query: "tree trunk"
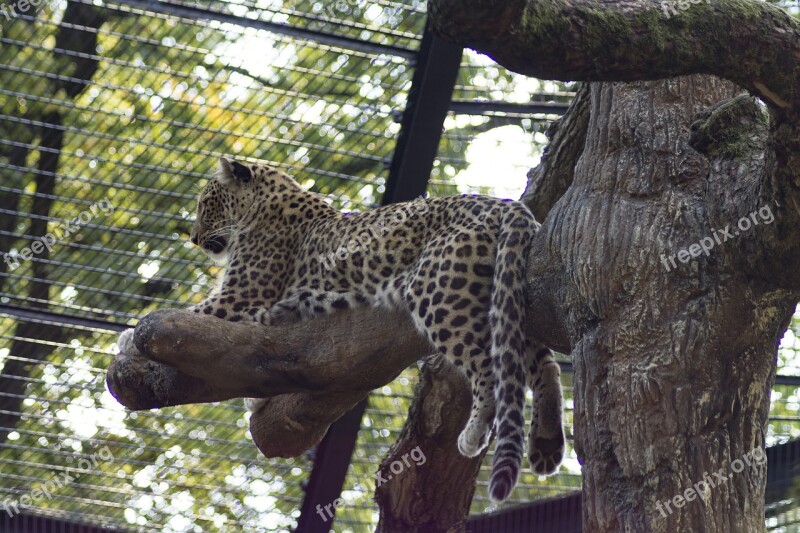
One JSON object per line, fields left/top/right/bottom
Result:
{"left": 107, "top": 70, "right": 800, "bottom": 533}
{"left": 375, "top": 356, "right": 484, "bottom": 533}
{"left": 425, "top": 2, "right": 800, "bottom": 530}
{"left": 524, "top": 76, "right": 800, "bottom": 532}
{"left": 0, "top": 112, "right": 64, "bottom": 443}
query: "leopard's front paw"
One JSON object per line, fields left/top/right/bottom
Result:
{"left": 117, "top": 328, "right": 140, "bottom": 356}
{"left": 458, "top": 424, "right": 491, "bottom": 458}
{"left": 264, "top": 304, "right": 302, "bottom": 326}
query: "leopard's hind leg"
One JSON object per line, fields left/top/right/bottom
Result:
{"left": 526, "top": 341, "right": 565, "bottom": 475}
{"left": 405, "top": 252, "right": 496, "bottom": 458}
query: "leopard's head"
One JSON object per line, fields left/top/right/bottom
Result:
{"left": 190, "top": 157, "right": 315, "bottom": 261}
{"left": 189, "top": 157, "right": 260, "bottom": 262}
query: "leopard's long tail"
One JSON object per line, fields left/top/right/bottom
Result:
{"left": 488, "top": 202, "right": 536, "bottom": 502}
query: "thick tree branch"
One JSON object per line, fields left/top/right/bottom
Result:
{"left": 522, "top": 82, "right": 590, "bottom": 221}
{"left": 111, "top": 308, "right": 431, "bottom": 396}
{"left": 107, "top": 308, "right": 433, "bottom": 457}
{"left": 428, "top": 0, "right": 800, "bottom": 113}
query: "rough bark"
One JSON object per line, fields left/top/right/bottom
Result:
{"left": 522, "top": 82, "right": 590, "bottom": 222}
{"left": 107, "top": 307, "right": 433, "bottom": 458}
{"left": 425, "top": 2, "right": 800, "bottom": 531}
{"left": 428, "top": 0, "right": 800, "bottom": 113}
{"left": 375, "top": 356, "right": 484, "bottom": 533}
{"left": 108, "top": 318, "right": 481, "bottom": 531}
{"left": 526, "top": 76, "right": 800, "bottom": 533}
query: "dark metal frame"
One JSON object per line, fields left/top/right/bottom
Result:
{"left": 0, "top": 513, "right": 117, "bottom": 533}
{"left": 449, "top": 100, "right": 570, "bottom": 116}
{"left": 110, "top": 0, "right": 418, "bottom": 60}
{"left": 294, "top": 22, "right": 464, "bottom": 532}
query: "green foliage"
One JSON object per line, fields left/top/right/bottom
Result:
{"left": 0, "top": 1, "right": 562, "bottom": 529}
{"left": 0, "top": 1, "right": 797, "bottom": 531}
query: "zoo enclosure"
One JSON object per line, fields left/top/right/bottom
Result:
{"left": 0, "top": 1, "right": 798, "bottom": 532}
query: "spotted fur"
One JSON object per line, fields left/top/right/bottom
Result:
{"left": 123, "top": 157, "right": 565, "bottom": 501}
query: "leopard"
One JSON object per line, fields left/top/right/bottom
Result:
{"left": 119, "top": 157, "right": 565, "bottom": 501}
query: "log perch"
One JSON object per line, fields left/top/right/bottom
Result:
{"left": 106, "top": 308, "right": 433, "bottom": 457}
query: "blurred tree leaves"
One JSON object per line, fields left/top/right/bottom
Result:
{"left": 0, "top": 1, "right": 797, "bottom": 532}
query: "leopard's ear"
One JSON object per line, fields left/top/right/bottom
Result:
{"left": 217, "top": 157, "right": 252, "bottom": 185}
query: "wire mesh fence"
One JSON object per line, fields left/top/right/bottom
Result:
{"left": 0, "top": 0, "right": 798, "bottom": 532}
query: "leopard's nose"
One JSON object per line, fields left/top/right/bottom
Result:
{"left": 190, "top": 234, "right": 199, "bottom": 245}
